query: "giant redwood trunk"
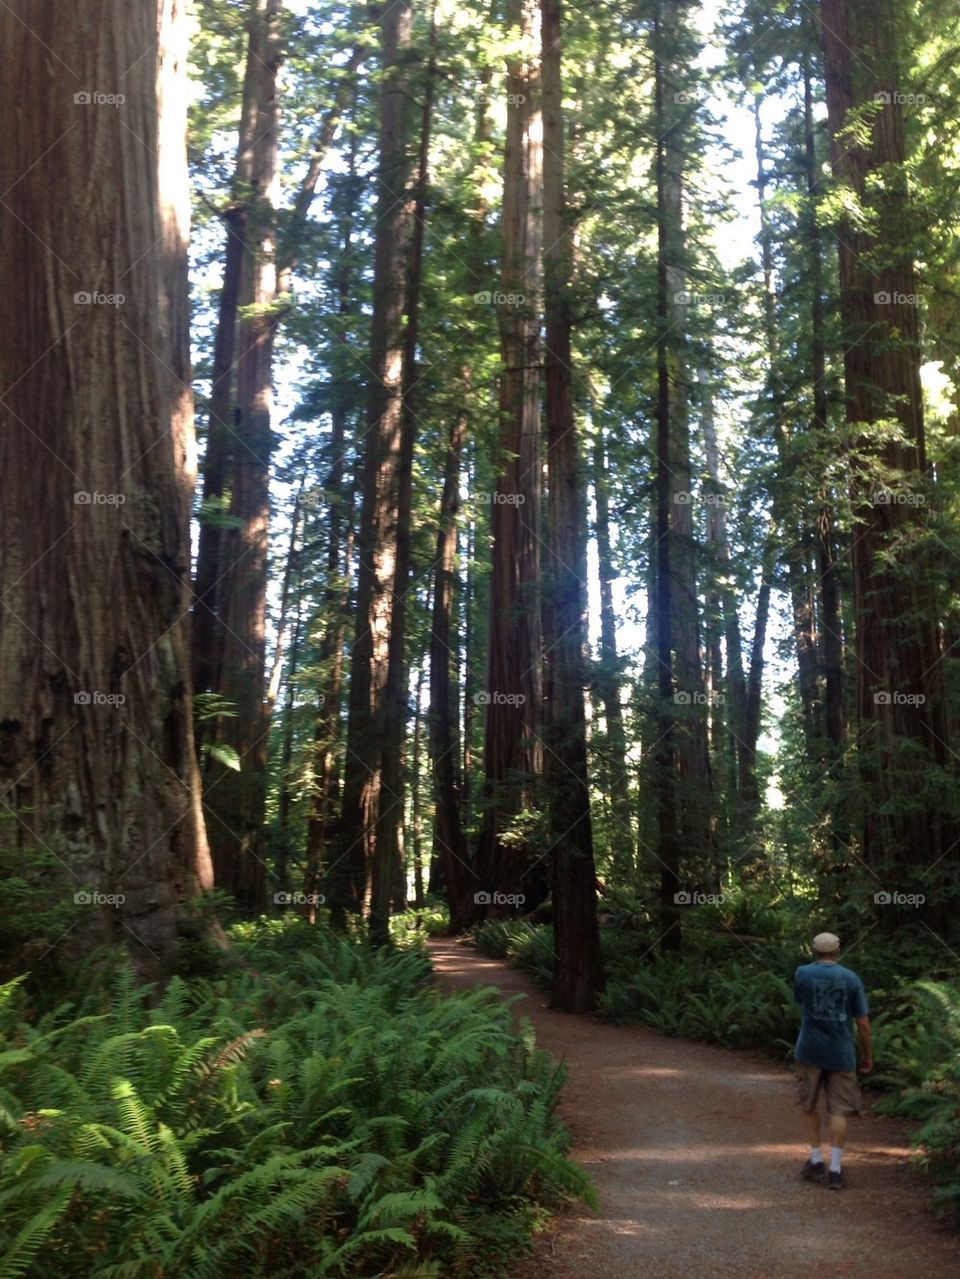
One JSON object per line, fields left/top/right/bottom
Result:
{"left": 541, "top": 0, "right": 605, "bottom": 1011}
{"left": 371, "top": 4, "right": 439, "bottom": 943}
{"left": 204, "top": 0, "right": 283, "bottom": 916}
{"left": 473, "top": 0, "right": 545, "bottom": 917}
{"left": 0, "top": 0, "right": 213, "bottom": 973}
{"left": 336, "top": 0, "right": 414, "bottom": 928}
{"left": 821, "top": 0, "right": 952, "bottom": 889}
{"left": 652, "top": 0, "right": 715, "bottom": 948}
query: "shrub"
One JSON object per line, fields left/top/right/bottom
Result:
{"left": 0, "top": 920, "right": 595, "bottom": 1277}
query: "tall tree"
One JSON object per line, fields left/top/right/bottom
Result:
{"left": 541, "top": 0, "right": 605, "bottom": 1010}
{"left": 0, "top": 0, "right": 213, "bottom": 972}
{"left": 820, "top": 0, "right": 953, "bottom": 889}
{"left": 204, "top": 0, "right": 284, "bottom": 915}
{"left": 336, "top": 0, "right": 415, "bottom": 931}
{"left": 473, "top": 0, "right": 545, "bottom": 914}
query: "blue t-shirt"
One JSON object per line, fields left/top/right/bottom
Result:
{"left": 793, "top": 961, "right": 869, "bottom": 1071}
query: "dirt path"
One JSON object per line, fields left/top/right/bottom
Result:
{"left": 429, "top": 938, "right": 960, "bottom": 1279}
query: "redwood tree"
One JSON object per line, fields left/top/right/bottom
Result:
{"left": 821, "top": 0, "right": 953, "bottom": 892}
{"left": 0, "top": 0, "right": 212, "bottom": 972}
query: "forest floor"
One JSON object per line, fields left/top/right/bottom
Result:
{"left": 429, "top": 937, "right": 960, "bottom": 1279}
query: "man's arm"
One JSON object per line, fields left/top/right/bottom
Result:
{"left": 856, "top": 1015, "right": 873, "bottom": 1072}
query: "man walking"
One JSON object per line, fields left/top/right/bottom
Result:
{"left": 794, "top": 932, "right": 872, "bottom": 1190}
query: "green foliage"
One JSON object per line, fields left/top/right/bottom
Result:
{"left": 0, "top": 920, "right": 593, "bottom": 1277}
{"left": 389, "top": 903, "right": 451, "bottom": 946}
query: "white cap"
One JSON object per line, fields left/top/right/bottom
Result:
{"left": 812, "top": 932, "right": 840, "bottom": 954}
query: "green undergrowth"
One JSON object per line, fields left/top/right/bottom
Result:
{"left": 0, "top": 917, "right": 595, "bottom": 1278}
{"left": 469, "top": 911, "right": 960, "bottom": 1222}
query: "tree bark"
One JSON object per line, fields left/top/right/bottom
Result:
{"left": 0, "top": 0, "right": 214, "bottom": 974}
{"left": 204, "top": 0, "right": 283, "bottom": 917}
{"left": 336, "top": 0, "right": 414, "bottom": 931}
{"left": 821, "top": 0, "right": 952, "bottom": 889}
{"left": 541, "top": 0, "right": 605, "bottom": 1011}
{"left": 473, "top": 0, "right": 546, "bottom": 917}
{"left": 592, "top": 426, "right": 634, "bottom": 877}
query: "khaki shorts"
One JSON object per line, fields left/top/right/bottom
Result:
{"left": 795, "top": 1062, "right": 862, "bottom": 1116}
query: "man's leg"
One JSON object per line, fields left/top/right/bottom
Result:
{"left": 829, "top": 1112, "right": 847, "bottom": 1172}
{"left": 807, "top": 1108, "right": 823, "bottom": 1159}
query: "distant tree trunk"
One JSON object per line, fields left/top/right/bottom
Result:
{"left": 592, "top": 426, "right": 634, "bottom": 876}
{"left": 430, "top": 416, "right": 473, "bottom": 929}
{"left": 204, "top": 0, "right": 283, "bottom": 916}
{"left": 541, "top": 0, "right": 605, "bottom": 1011}
{"left": 411, "top": 665, "right": 426, "bottom": 909}
{"left": 801, "top": 38, "right": 845, "bottom": 761}
{"left": 752, "top": 95, "right": 820, "bottom": 755}
{"left": 0, "top": 0, "right": 214, "bottom": 973}
{"left": 474, "top": 0, "right": 545, "bottom": 917}
{"left": 821, "top": 0, "right": 952, "bottom": 888}
{"left": 700, "top": 370, "right": 747, "bottom": 817}
{"left": 191, "top": 2, "right": 268, "bottom": 709}
{"left": 305, "top": 123, "right": 361, "bottom": 926}
{"left": 337, "top": 0, "right": 414, "bottom": 931}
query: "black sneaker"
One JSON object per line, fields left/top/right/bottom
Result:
{"left": 828, "top": 1170, "right": 844, "bottom": 1190}
{"left": 802, "top": 1158, "right": 827, "bottom": 1181}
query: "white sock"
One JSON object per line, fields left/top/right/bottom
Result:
{"left": 809, "top": 1146, "right": 823, "bottom": 1164}
{"left": 830, "top": 1147, "right": 842, "bottom": 1173}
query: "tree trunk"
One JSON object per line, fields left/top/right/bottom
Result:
{"left": 204, "top": 0, "right": 283, "bottom": 917}
{"left": 430, "top": 416, "right": 473, "bottom": 929}
{"left": 541, "top": 0, "right": 605, "bottom": 1011}
{"left": 821, "top": 0, "right": 952, "bottom": 891}
{"left": 592, "top": 426, "right": 634, "bottom": 877}
{"left": 370, "top": 2, "right": 438, "bottom": 944}
{"left": 337, "top": 0, "right": 414, "bottom": 930}
{"left": 473, "top": 0, "right": 546, "bottom": 917}
{"left": 304, "top": 121, "right": 360, "bottom": 926}
{"left": 801, "top": 37, "right": 845, "bottom": 761}
{"left": 0, "top": 0, "right": 214, "bottom": 974}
